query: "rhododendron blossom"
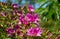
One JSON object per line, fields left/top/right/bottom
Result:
{"left": 12, "top": 4, "right": 20, "bottom": 8}
{"left": 28, "top": 5, "right": 34, "bottom": 12}
{"left": 22, "top": 19, "right": 29, "bottom": 26}
{"left": 6, "top": 28, "right": 15, "bottom": 36}
{"left": 14, "top": 25, "right": 22, "bottom": 30}
{"left": 25, "top": 13, "right": 39, "bottom": 23}
{"left": 27, "top": 27, "right": 42, "bottom": 36}
{"left": 6, "top": 25, "right": 23, "bottom": 36}
{"left": 19, "top": 14, "right": 24, "bottom": 21}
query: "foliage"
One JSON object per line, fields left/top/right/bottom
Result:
{"left": 0, "top": 0, "right": 60, "bottom": 39}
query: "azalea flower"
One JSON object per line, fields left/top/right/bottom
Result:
{"left": 25, "top": 13, "right": 39, "bottom": 23}
{"left": 12, "top": 4, "right": 20, "bottom": 8}
{"left": 18, "top": 21, "right": 22, "bottom": 25}
{"left": 6, "top": 28, "right": 15, "bottom": 36}
{"left": 19, "top": 14, "right": 24, "bottom": 21}
{"left": 19, "top": 14, "right": 29, "bottom": 26}
{"left": 14, "top": 25, "right": 22, "bottom": 30}
{"left": 22, "top": 19, "right": 29, "bottom": 26}
{"left": 27, "top": 27, "right": 42, "bottom": 36}
{"left": 28, "top": 5, "right": 34, "bottom": 12}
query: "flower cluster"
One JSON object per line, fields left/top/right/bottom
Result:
{"left": 0, "top": 3, "right": 42, "bottom": 37}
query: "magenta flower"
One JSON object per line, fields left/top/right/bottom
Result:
{"left": 19, "top": 14, "right": 29, "bottom": 26}
{"left": 25, "top": 13, "right": 39, "bottom": 23}
{"left": 12, "top": 4, "right": 20, "bottom": 8}
{"left": 19, "top": 14, "right": 24, "bottom": 21}
{"left": 18, "top": 21, "right": 22, "bottom": 25}
{"left": 14, "top": 25, "right": 22, "bottom": 30}
{"left": 6, "top": 28, "right": 15, "bottom": 36}
{"left": 14, "top": 25, "right": 23, "bottom": 36}
{"left": 28, "top": 5, "right": 34, "bottom": 12}
{"left": 27, "top": 27, "right": 42, "bottom": 36}
{"left": 22, "top": 19, "right": 29, "bottom": 26}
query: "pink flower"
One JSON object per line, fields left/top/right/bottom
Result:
{"left": 19, "top": 14, "right": 24, "bottom": 21}
{"left": 6, "top": 28, "right": 15, "bottom": 36}
{"left": 28, "top": 5, "right": 34, "bottom": 12}
{"left": 25, "top": 13, "right": 39, "bottom": 23}
{"left": 14, "top": 25, "right": 22, "bottom": 30}
{"left": 19, "top": 14, "right": 29, "bottom": 26}
{"left": 27, "top": 27, "right": 42, "bottom": 36}
{"left": 12, "top": 4, "right": 20, "bottom": 9}
{"left": 22, "top": 19, "right": 29, "bottom": 26}
{"left": 18, "top": 21, "right": 22, "bottom": 25}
